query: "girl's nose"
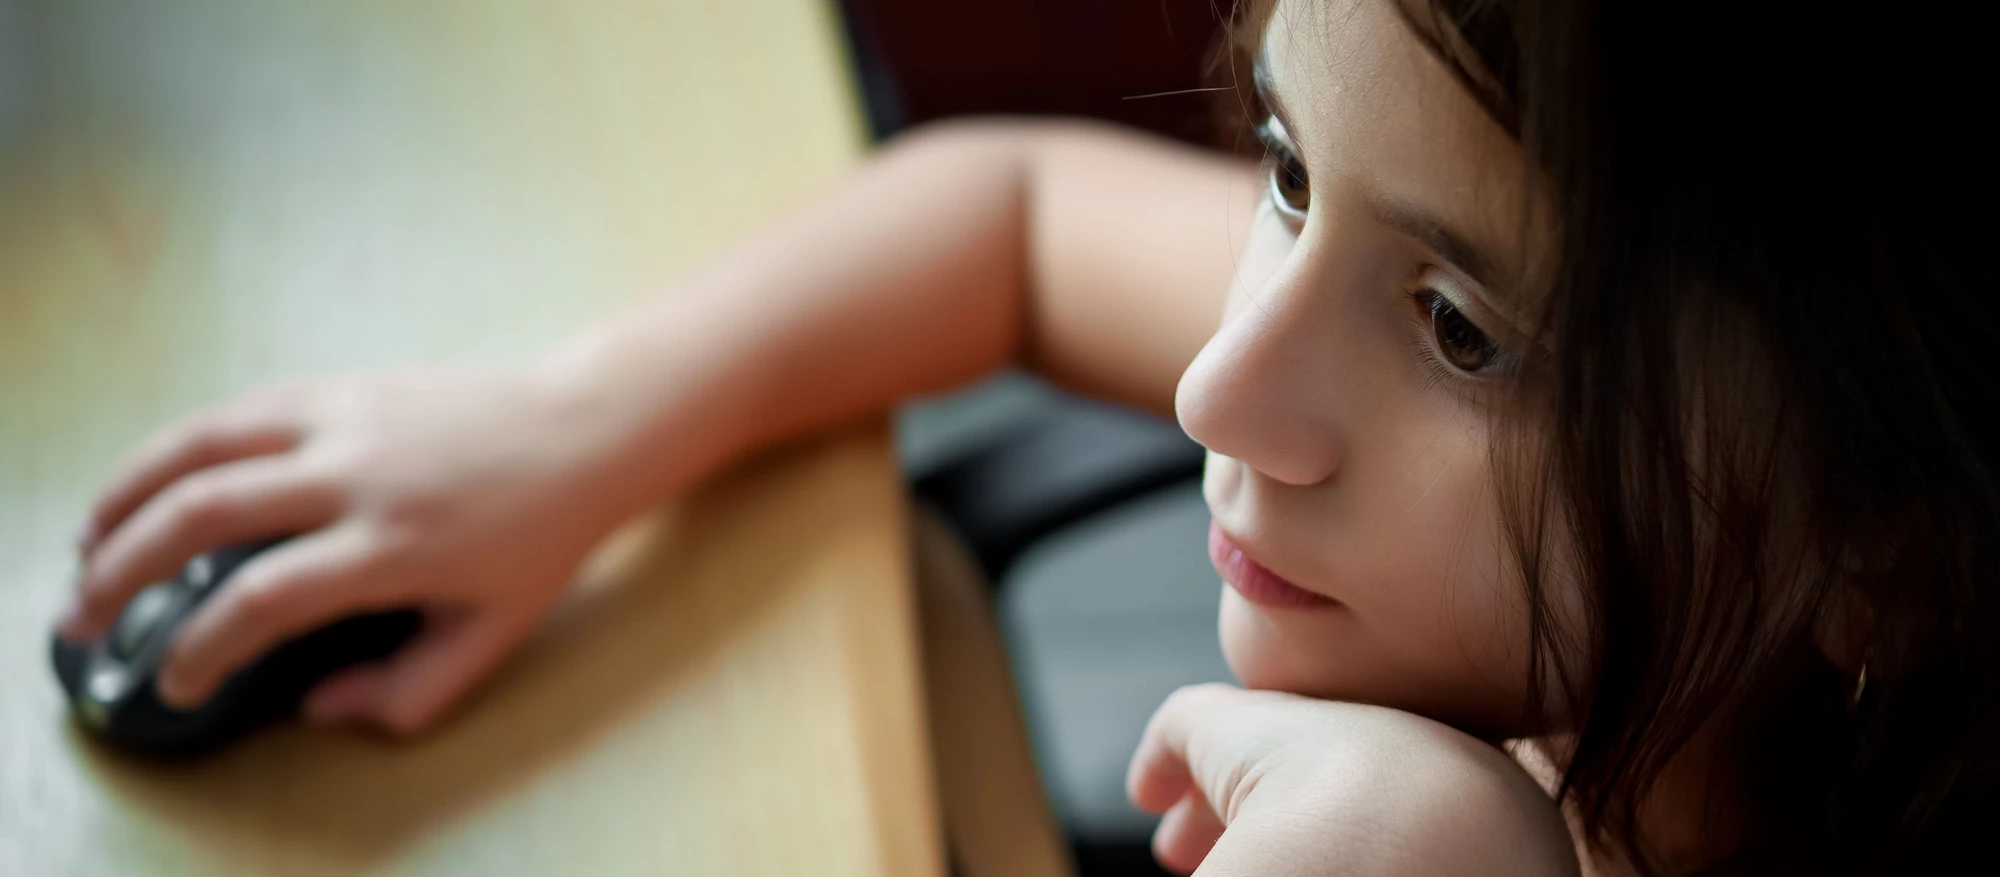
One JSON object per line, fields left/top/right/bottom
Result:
{"left": 1175, "top": 259, "right": 1346, "bottom": 488}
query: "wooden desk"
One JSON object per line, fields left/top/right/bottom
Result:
{"left": 0, "top": 2, "right": 943, "bottom": 874}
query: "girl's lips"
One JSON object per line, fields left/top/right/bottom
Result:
{"left": 1208, "top": 522, "right": 1339, "bottom": 610}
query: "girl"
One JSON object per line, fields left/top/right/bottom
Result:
{"left": 57, "top": 0, "right": 1998, "bottom": 873}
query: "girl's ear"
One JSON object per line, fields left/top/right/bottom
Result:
{"left": 1818, "top": 522, "right": 1900, "bottom": 677}
{"left": 1814, "top": 582, "right": 1876, "bottom": 678}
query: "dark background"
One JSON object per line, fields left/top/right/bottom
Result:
{"left": 840, "top": 0, "right": 1238, "bottom": 146}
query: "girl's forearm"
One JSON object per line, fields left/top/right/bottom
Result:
{"left": 537, "top": 120, "right": 1258, "bottom": 523}
{"left": 536, "top": 123, "right": 1031, "bottom": 519}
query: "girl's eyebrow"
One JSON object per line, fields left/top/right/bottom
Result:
{"left": 1251, "top": 56, "right": 1300, "bottom": 150}
{"left": 1367, "top": 197, "right": 1505, "bottom": 294}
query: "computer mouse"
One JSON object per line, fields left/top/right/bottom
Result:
{"left": 51, "top": 540, "right": 423, "bottom": 758}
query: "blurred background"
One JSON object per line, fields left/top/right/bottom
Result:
{"left": 2, "top": 2, "right": 1245, "bottom": 874}
{"left": 837, "top": 2, "right": 1243, "bottom": 875}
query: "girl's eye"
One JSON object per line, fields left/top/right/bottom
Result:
{"left": 1415, "top": 290, "right": 1502, "bottom": 373}
{"left": 1257, "top": 118, "right": 1311, "bottom": 216}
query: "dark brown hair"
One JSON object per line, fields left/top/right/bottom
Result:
{"left": 1228, "top": 1, "right": 2000, "bottom": 873}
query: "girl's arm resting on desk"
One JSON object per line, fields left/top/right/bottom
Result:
{"left": 61, "top": 120, "right": 1260, "bottom": 735}
{"left": 1129, "top": 685, "right": 1580, "bottom": 877}
{"left": 538, "top": 118, "right": 1258, "bottom": 515}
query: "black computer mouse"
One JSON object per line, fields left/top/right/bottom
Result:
{"left": 51, "top": 540, "right": 424, "bottom": 758}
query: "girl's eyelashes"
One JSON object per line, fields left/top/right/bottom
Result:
{"left": 1256, "top": 116, "right": 1311, "bottom": 217}
{"left": 1252, "top": 113, "right": 1517, "bottom": 387}
{"left": 1408, "top": 288, "right": 1516, "bottom": 379}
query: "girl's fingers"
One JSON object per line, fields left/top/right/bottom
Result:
{"left": 1129, "top": 684, "right": 1318, "bottom": 873}
{"left": 1127, "top": 682, "right": 1249, "bottom": 815}
{"left": 301, "top": 661, "right": 392, "bottom": 726}
{"left": 81, "top": 394, "right": 307, "bottom": 557}
{"left": 154, "top": 525, "right": 392, "bottom": 707}
{"left": 65, "top": 456, "right": 342, "bottom": 641}
{"left": 307, "top": 609, "right": 526, "bottom": 737}
{"left": 1153, "top": 790, "right": 1227, "bottom": 876}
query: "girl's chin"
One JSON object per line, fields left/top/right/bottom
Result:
{"left": 1216, "top": 588, "right": 1335, "bottom": 694}
{"left": 1216, "top": 590, "right": 1538, "bottom": 735}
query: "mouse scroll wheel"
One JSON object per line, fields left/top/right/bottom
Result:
{"left": 111, "top": 584, "right": 184, "bottom": 661}
{"left": 184, "top": 552, "right": 218, "bottom": 592}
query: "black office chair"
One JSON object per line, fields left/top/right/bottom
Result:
{"left": 912, "top": 386, "right": 1223, "bottom": 877}
{"left": 832, "top": 5, "right": 1237, "bottom": 871}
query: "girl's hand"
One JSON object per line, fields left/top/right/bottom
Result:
{"left": 59, "top": 366, "right": 644, "bottom": 735}
{"left": 1128, "top": 684, "right": 1579, "bottom": 877}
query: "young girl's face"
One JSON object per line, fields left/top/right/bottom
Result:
{"left": 1178, "top": 0, "right": 1567, "bottom": 735}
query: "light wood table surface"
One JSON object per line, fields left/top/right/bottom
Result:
{"left": 0, "top": 2, "right": 943, "bottom": 874}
